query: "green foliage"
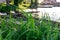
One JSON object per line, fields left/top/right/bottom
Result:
{"left": 0, "top": 5, "right": 18, "bottom": 13}
{"left": 0, "top": 12, "right": 59, "bottom": 40}
{"left": 14, "top": 0, "right": 23, "bottom": 6}
{"left": 18, "top": 0, "right": 23, "bottom": 4}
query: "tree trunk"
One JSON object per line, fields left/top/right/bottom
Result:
{"left": 14, "top": 0, "right": 18, "bottom": 6}
{"left": 6, "top": 0, "right": 10, "bottom": 6}
{"left": 35, "top": 0, "right": 37, "bottom": 8}
{"left": 14, "top": 0, "right": 19, "bottom": 13}
{"left": 6, "top": 0, "right": 10, "bottom": 15}
{"left": 30, "top": 0, "right": 33, "bottom": 8}
{"left": 14, "top": 0, "right": 23, "bottom": 13}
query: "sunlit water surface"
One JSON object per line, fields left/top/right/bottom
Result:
{"left": 37, "top": 7, "right": 60, "bottom": 21}
{"left": 25, "top": 7, "right": 60, "bottom": 22}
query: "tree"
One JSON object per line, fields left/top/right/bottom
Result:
{"left": 6, "top": 0, "right": 10, "bottom": 14}
{"left": 14, "top": 0, "right": 18, "bottom": 6}
{"left": 14, "top": 0, "right": 23, "bottom": 13}
{"left": 35, "top": 0, "right": 37, "bottom": 8}
{"left": 6, "top": 0, "right": 10, "bottom": 6}
{"left": 30, "top": 0, "right": 37, "bottom": 8}
{"left": 14, "top": 0, "right": 23, "bottom": 6}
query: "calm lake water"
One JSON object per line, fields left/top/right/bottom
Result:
{"left": 37, "top": 7, "right": 60, "bottom": 21}
{"left": 25, "top": 7, "right": 60, "bottom": 22}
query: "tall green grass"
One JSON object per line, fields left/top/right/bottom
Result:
{"left": 0, "top": 12, "right": 59, "bottom": 40}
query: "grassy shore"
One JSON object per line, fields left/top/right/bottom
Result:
{"left": 0, "top": 12, "right": 59, "bottom": 40}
